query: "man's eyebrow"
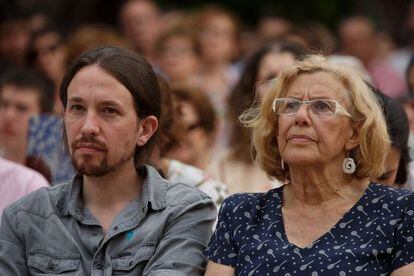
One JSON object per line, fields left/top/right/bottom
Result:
{"left": 99, "top": 100, "right": 123, "bottom": 109}
{"left": 67, "top": 97, "right": 84, "bottom": 103}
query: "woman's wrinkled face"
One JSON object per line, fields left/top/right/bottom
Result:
{"left": 277, "top": 72, "right": 356, "bottom": 168}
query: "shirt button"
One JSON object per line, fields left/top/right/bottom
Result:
{"left": 113, "top": 226, "right": 119, "bottom": 231}
{"left": 129, "top": 260, "right": 134, "bottom": 266}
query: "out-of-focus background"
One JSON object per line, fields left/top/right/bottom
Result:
{"left": 1, "top": 0, "right": 414, "bottom": 194}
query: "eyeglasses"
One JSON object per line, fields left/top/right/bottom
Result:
{"left": 272, "top": 98, "right": 351, "bottom": 117}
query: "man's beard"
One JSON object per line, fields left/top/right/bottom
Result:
{"left": 71, "top": 136, "right": 135, "bottom": 177}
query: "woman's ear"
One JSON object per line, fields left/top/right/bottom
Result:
{"left": 345, "top": 123, "right": 361, "bottom": 151}
{"left": 136, "top": 116, "right": 158, "bottom": 146}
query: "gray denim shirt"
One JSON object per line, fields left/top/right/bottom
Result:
{"left": 0, "top": 165, "right": 216, "bottom": 275}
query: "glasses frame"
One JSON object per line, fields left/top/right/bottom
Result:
{"left": 272, "top": 98, "right": 352, "bottom": 118}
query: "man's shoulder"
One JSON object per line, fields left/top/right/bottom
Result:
{"left": 4, "top": 182, "right": 71, "bottom": 217}
{"left": 165, "top": 180, "right": 213, "bottom": 207}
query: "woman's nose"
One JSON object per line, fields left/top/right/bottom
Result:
{"left": 294, "top": 104, "right": 311, "bottom": 126}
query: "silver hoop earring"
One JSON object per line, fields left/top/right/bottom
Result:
{"left": 342, "top": 155, "right": 356, "bottom": 174}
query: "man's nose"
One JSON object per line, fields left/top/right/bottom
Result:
{"left": 80, "top": 112, "right": 100, "bottom": 136}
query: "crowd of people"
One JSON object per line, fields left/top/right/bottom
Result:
{"left": 0, "top": 0, "right": 413, "bottom": 275}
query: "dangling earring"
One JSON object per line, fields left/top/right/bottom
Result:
{"left": 342, "top": 153, "right": 356, "bottom": 174}
{"left": 281, "top": 159, "right": 285, "bottom": 170}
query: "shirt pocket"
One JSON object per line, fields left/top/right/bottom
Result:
{"left": 27, "top": 250, "right": 80, "bottom": 275}
{"left": 111, "top": 243, "right": 155, "bottom": 275}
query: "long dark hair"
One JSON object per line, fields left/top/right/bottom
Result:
{"left": 372, "top": 85, "right": 410, "bottom": 184}
{"left": 60, "top": 46, "right": 161, "bottom": 165}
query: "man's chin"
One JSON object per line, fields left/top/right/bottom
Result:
{"left": 73, "top": 160, "right": 110, "bottom": 177}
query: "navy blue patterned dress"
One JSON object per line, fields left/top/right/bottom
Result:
{"left": 205, "top": 183, "right": 414, "bottom": 275}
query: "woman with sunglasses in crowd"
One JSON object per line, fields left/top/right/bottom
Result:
{"left": 204, "top": 55, "right": 414, "bottom": 275}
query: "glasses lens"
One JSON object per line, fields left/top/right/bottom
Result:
{"left": 274, "top": 99, "right": 300, "bottom": 115}
{"left": 310, "top": 100, "right": 336, "bottom": 116}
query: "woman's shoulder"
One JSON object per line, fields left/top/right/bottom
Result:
{"left": 368, "top": 182, "right": 414, "bottom": 210}
{"left": 369, "top": 182, "right": 413, "bottom": 198}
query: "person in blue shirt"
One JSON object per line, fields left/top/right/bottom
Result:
{"left": 205, "top": 55, "right": 414, "bottom": 275}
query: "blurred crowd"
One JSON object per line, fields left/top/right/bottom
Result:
{"left": 1, "top": 0, "right": 414, "bottom": 195}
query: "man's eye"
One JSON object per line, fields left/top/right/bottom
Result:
{"left": 102, "top": 107, "right": 118, "bottom": 115}
{"left": 69, "top": 104, "right": 85, "bottom": 112}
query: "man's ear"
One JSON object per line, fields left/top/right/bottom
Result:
{"left": 345, "top": 123, "right": 361, "bottom": 151}
{"left": 136, "top": 116, "right": 158, "bottom": 146}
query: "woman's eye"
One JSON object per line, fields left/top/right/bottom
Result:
{"left": 285, "top": 101, "right": 299, "bottom": 111}
{"left": 313, "top": 100, "right": 331, "bottom": 111}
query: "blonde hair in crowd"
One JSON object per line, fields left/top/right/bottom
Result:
{"left": 242, "top": 55, "right": 390, "bottom": 183}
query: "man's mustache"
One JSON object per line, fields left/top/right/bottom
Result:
{"left": 72, "top": 136, "right": 108, "bottom": 151}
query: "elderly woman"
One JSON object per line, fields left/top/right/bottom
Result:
{"left": 204, "top": 55, "right": 414, "bottom": 275}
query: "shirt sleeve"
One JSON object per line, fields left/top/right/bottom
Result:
{"left": 0, "top": 209, "right": 29, "bottom": 275}
{"left": 204, "top": 194, "right": 246, "bottom": 268}
{"left": 144, "top": 194, "right": 217, "bottom": 276}
{"left": 391, "top": 193, "right": 414, "bottom": 271}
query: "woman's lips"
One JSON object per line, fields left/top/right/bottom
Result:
{"left": 287, "top": 135, "right": 315, "bottom": 142}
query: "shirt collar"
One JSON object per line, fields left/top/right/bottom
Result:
{"left": 56, "top": 164, "right": 167, "bottom": 218}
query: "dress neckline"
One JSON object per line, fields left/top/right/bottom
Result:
{"left": 276, "top": 182, "right": 375, "bottom": 250}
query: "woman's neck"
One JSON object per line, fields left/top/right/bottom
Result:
{"left": 285, "top": 164, "right": 369, "bottom": 206}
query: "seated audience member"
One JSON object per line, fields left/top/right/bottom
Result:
{"left": 192, "top": 5, "right": 240, "bottom": 118}
{"left": 372, "top": 88, "right": 410, "bottom": 188}
{"left": 338, "top": 15, "right": 407, "bottom": 98}
{"left": 0, "top": 46, "right": 216, "bottom": 275}
{"left": 205, "top": 55, "right": 414, "bottom": 275}
{"left": 118, "top": 0, "right": 164, "bottom": 65}
{"left": 0, "top": 10, "right": 31, "bottom": 66}
{"left": 0, "top": 68, "right": 53, "bottom": 182}
{"left": 26, "top": 25, "right": 68, "bottom": 114}
{"left": 0, "top": 157, "right": 48, "bottom": 220}
{"left": 167, "top": 85, "right": 218, "bottom": 171}
{"left": 404, "top": 55, "right": 414, "bottom": 190}
{"left": 152, "top": 76, "right": 227, "bottom": 210}
{"left": 157, "top": 27, "right": 200, "bottom": 85}
{"left": 209, "top": 41, "right": 306, "bottom": 194}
